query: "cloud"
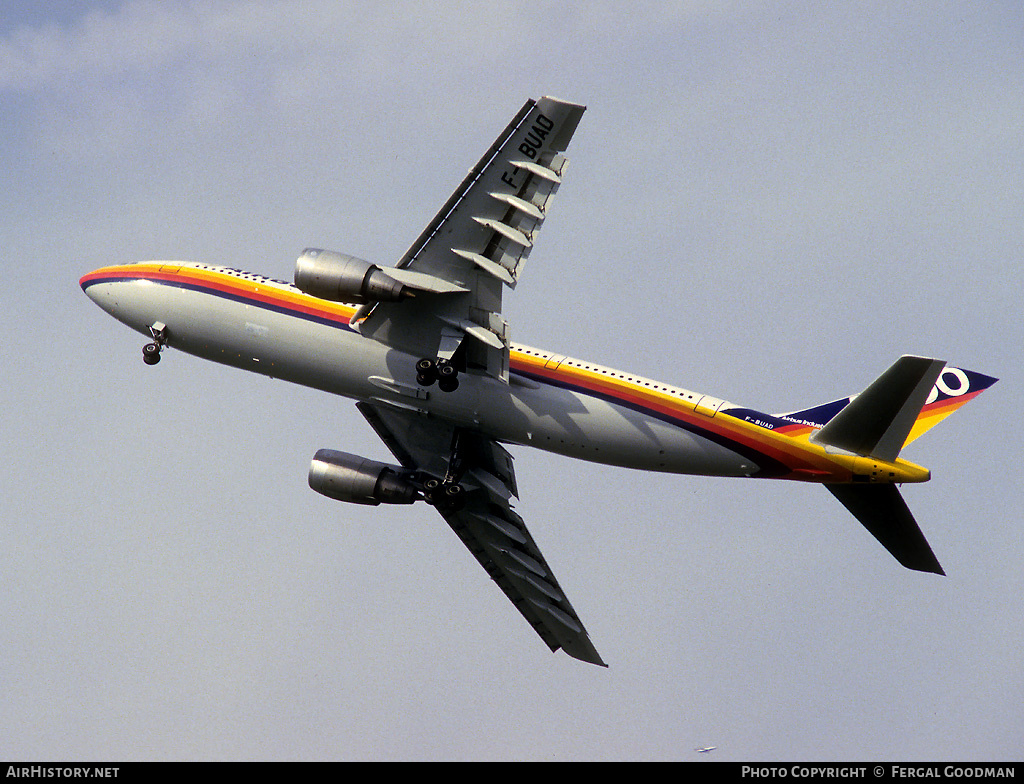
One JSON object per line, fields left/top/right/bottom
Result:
{"left": 0, "top": 1, "right": 195, "bottom": 90}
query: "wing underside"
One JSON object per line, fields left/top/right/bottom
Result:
{"left": 358, "top": 402, "right": 606, "bottom": 666}
{"left": 343, "top": 98, "right": 602, "bottom": 664}
{"left": 356, "top": 96, "right": 586, "bottom": 382}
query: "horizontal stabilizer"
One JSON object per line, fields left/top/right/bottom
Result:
{"left": 812, "top": 356, "right": 945, "bottom": 461}
{"left": 826, "top": 484, "right": 944, "bottom": 575}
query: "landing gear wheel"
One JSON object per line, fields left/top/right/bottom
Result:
{"left": 416, "top": 358, "right": 437, "bottom": 387}
{"left": 435, "top": 359, "right": 459, "bottom": 392}
{"left": 422, "top": 477, "right": 464, "bottom": 509}
{"left": 416, "top": 357, "right": 460, "bottom": 392}
{"left": 423, "top": 478, "right": 442, "bottom": 493}
{"left": 142, "top": 322, "right": 168, "bottom": 366}
{"left": 442, "top": 488, "right": 465, "bottom": 511}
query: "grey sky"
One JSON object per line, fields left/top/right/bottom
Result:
{"left": 2, "top": 1, "right": 1021, "bottom": 761}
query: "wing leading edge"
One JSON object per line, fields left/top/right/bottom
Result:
{"left": 358, "top": 402, "right": 606, "bottom": 666}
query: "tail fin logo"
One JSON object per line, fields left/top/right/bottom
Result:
{"left": 927, "top": 367, "right": 970, "bottom": 404}
{"left": 905, "top": 364, "right": 997, "bottom": 447}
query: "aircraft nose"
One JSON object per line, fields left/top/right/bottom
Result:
{"left": 80, "top": 270, "right": 108, "bottom": 307}
{"left": 80, "top": 268, "right": 122, "bottom": 317}
{"left": 80, "top": 273, "right": 99, "bottom": 302}
{"left": 80, "top": 264, "right": 160, "bottom": 335}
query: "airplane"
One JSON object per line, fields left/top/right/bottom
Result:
{"left": 80, "top": 95, "right": 997, "bottom": 667}
{"left": 696, "top": 747, "right": 717, "bottom": 754}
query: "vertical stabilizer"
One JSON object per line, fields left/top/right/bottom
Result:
{"left": 812, "top": 356, "right": 945, "bottom": 461}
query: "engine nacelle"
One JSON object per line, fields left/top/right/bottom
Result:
{"left": 308, "top": 449, "right": 418, "bottom": 506}
{"left": 295, "top": 248, "right": 411, "bottom": 304}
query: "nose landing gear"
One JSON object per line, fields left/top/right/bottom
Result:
{"left": 143, "top": 322, "right": 168, "bottom": 365}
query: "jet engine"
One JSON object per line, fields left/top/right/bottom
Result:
{"left": 308, "top": 449, "right": 419, "bottom": 506}
{"left": 294, "top": 248, "right": 411, "bottom": 304}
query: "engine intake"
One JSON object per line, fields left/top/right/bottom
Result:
{"left": 308, "top": 449, "right": 418, "bottom": 506}
{"left": 295, "top": 248, "right": 411, "bottom": 304}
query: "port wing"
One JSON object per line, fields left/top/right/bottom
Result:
{"left": 355, "top": 96, "right": 586, "bottom": 382}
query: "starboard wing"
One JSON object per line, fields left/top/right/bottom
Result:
{"left": 357, "top": 401, "right": 605, "bottom": 666}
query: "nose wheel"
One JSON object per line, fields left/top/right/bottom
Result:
{"left": 416, "top": 357, "right": 459, "bottom": 392}
{"left": 143, "top": 322, "right": 168, "bottom": 366}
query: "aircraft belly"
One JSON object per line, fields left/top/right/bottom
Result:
{"left": 99, "top": 278, "right": 749, "bottom": 478}
{"left": 101, "top": 280, "right": 384, "bottom": 398}
{"left": 480, "top": 379, "right": 755, "bottom": 477}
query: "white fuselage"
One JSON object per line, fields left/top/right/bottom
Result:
{"left": 82, "top": 263, "right": 759, "bottom": 478}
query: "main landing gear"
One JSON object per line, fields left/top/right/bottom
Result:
{"left": 142, "top": 322, "right": 168, "bottom": 366}
{"left": 421, "top": 476, "right": 465, "bottom": 510}
{"left": 419, "top": 429, "right": 472, "bottom": 511}
{"left": 416, "top": 357, "right": 459, "bottom": 392}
